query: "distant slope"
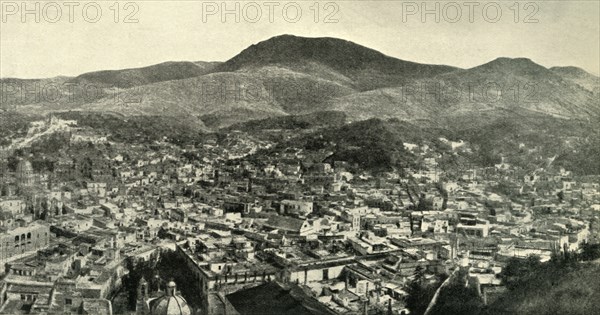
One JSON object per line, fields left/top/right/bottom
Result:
{"left": 437, "top": 58, "right": 599, "bottom": 119}
{"left": 550, "top": 66, "right": 600, "bottom": 94}
{"left": 70, "top": 61, "right": 221, "bottom": 88}
{"left": 76, "top": 66, "right": 355, "bottom": 128}
{"left": 328, "top": 87, "right": 439, "bottom": 122}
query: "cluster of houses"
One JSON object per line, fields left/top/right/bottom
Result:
{"left": 0, "top": 119, "right": 598, "bottom": 315}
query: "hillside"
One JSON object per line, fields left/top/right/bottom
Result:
{"left": 75, "top": 66, "right": 355, "bottom": 128}
{"left": 226, "top": 111, "right": 347, "bottom": 132}
{"left": 485, "top": 260, "right": 600, "bottom": 315}
{"left": 71, "top": 61, "right": 221, "bottom": 88}
{"left": 550, "top": 66, "right": 600, "bottom": 94}
{"left": 427, "top": 262, "right": 600, "bottom": 315}
{"left": 254, "top": 118, "right": 447, "bottom": 173}
{"left": 0, "top": 112, "right": 41, "bottom": 147}
{"left": 53, "top": 111, "right": 207, "bottom": 144}
{"left": 330, "top": 58, "right": 599, "bottom": 123}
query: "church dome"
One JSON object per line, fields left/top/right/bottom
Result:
{"left": 149, "top": 281, "right": 191, "bottom": 315}
{"left": 16, "top": 159, "right": 35, "bottom": 187}
{"left": 16, "top": 159, "right": 33, "bottom": 174}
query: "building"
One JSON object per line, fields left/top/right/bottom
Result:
{"left": 0, "top": 223, "right": 50, "bottom": 266}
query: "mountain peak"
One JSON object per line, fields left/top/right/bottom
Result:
{"left": 471, "top": 57, "right": 551, "bottom": 77}
{"left": 214, "top": 34, "right": 458, "bottom": 90}
{"left": 218, "top": 34, "right": 390, "bottom": 70}
{"left": 484, "top": 57, "right": 541, "bottom": 68}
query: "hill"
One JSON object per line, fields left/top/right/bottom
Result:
{"left": 74, "top": 66, "right": 355, "bottom": 128}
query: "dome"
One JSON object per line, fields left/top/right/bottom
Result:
{"left": 16, "top": 159, "right": 35, "bottom": 187}
{"left": 16, "top": 159, "right": 33, "bottom": 174}
{"left": 149, "top": 281, "right": 191, "bottom": 315}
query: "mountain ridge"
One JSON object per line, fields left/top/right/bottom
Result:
{"left": 2, "top": 34, "right": 599, "bottom": 129}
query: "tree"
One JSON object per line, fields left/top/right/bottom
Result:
{"left": 405, "top": 266, "right": 436, "bottom": 315}
{"left": 579, "top": 242, "right": 600, "bottom": 261}
{"left": 428, "top": 269, "right": 483, "bottom": 315}
{"left": 499, "top": 255, "right": 541, "bottom": 290}
{"left": 557, "top": 191, "right": 564, "bottom": 203}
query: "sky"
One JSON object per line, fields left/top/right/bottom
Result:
{"left": 1, "top": 0, "right": 599, "bottom": 78}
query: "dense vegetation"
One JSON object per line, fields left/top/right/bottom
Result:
{"left": 54, "top": 111, "right": 206, "bottom": 145}
{"left": 430, "top": 247, "right": 600, "bottom": 315}
{"left": 486, "top": 255, "right": 600, "bottom": 315}
{"left": 0, "top": 112, "right": 38, "bottom": 146}
{"left": 243, "top": 112, "right": 600, "bottom": 176}
{"left": 227, "top": 111, "right": 347, "bottom": 132}
{"left": 427, "top": 268, "right": 483, "bottom": 315}
{"left": 449, "top": 112, "right": 600, "bottom": 174}
{"left": 405, "top": 266, "right": 448, "bottom": 315}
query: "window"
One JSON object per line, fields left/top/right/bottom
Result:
{"left": 65, "top": 298, "right": 72, "bottom": 305}
{"left": 14, "top": 236, "right": 19, "bottom": 242}
{"left": 27, "top": 233, "right": 31, "bottom": 239}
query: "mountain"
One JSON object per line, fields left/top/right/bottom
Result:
{"left": 2, "top": 35, "right": 599, "bottom": 130}
{"left": 329, "top": 57, "right": 600, "bottom": 124}
{"left": 214, "top": 34, "right": 458, "bottom": 91}
{"left": 436, "top": 57, "right": 599, "bottom": 120}
{"left": 0, "top": 62, "right": 222, "bottom": 113}
{"left": 70, "top": 61, "right": 221, "bottom": 88}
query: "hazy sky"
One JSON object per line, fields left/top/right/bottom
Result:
{"left": 1, "top": 0, "right": 599, "bottom": 78}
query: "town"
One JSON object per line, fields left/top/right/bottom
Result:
{"left": 0, "top": 114, "right": 598, "bottom": 315}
